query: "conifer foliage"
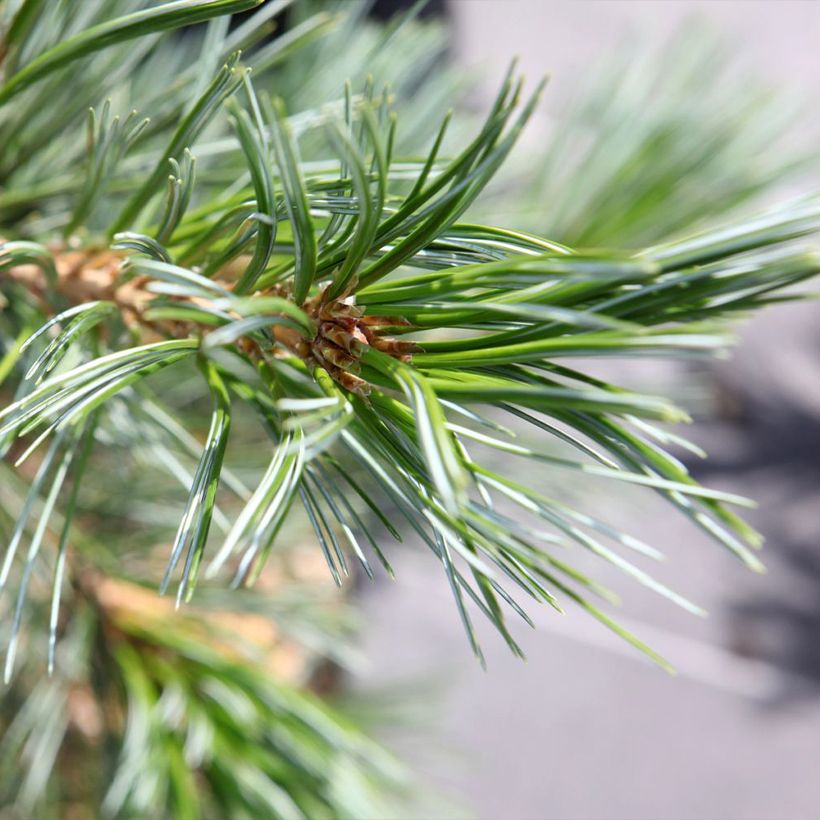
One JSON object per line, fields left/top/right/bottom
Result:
{"left": 0, "top": 0, "right": 818, "bottom": 815}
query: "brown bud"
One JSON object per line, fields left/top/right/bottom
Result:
{"left": 360, "top": 314, "right": 412, "bottom": 328}
{"left": 318, "top": 300, "right": 362, "bottom": 322}
{"left": 336, "top": 369, "right": 371, "bottom": 396}
{"left": 294, "top": 339, "right": 312, "bottom": 358}
{"left": 319, "top": 321, "right": 366, "bottom": 353}
{"left": 372, "top": 336, "right": 422, "bottom": 357}
{"left": 313, "top": 338, "right": 358, "bottom": 370}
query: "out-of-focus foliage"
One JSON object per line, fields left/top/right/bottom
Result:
{"left": 0, "top": 564, "right": 405, "bottom": 819}
{"left": 511, "top": 26, "right": 819, "bottom": 248}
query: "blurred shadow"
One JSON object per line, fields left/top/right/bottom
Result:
{"left": 688, "top": 368, "right": 820, "bottom": 701}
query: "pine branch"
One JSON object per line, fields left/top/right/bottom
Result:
{"left": 0, "top": 2, "right": 819, "bottom": 814}
{"left": 2, "top": 53, "right": 819, "bottom": 671}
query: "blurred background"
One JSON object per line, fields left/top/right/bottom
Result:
{"left": 351, "top": 3, "right": 820, "bottom": 818}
